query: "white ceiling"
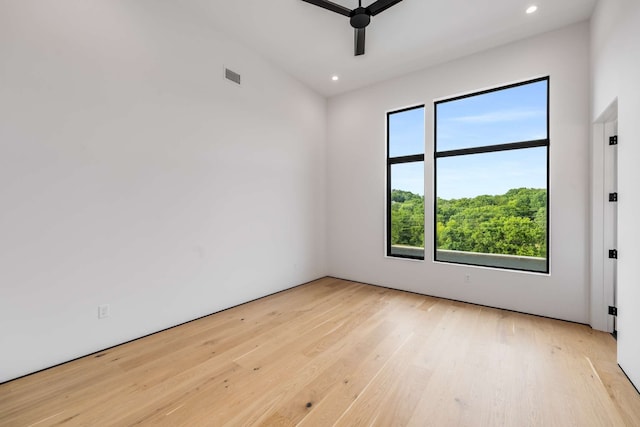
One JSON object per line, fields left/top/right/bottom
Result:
{"left": 191, "top": 0, "right": 596, "bottom": 97}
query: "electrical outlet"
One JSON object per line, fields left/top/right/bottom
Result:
{"left": 464, "top": 274, "right": 471, "bottom": 283}
{"left": 98, "top": 304, "right": 110, "bottom": 319}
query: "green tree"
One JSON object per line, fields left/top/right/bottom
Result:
{"left": 392, "top": 187, "right": 547, "bottom": 257}
{"left": 436, "top": 188, "right": 546, "bottom": 257}
{"left": 391, "top": 189, "right": 424, "bottom": 248}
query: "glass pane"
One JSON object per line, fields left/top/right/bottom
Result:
{"left": 435, "top": 147, "right": 547, "bottom": 272}
{"left": 388, "top": 107, "right": 425, "bottom": 158}
{"left": 436, "top": 80, "right": 547, "bottom": 152}
{"left": 390, "top": 162, "right": 424, "bottom": 258}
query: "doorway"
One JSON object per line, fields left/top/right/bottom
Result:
{"left": 591, "top": 99, "right": 618, "bottom": 333}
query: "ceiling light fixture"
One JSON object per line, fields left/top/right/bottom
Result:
{"left": 526, "top": 5, "right": 538, "bottom": 14}
{"left": 332, "top": 75, "right": 339, "bottom": 81}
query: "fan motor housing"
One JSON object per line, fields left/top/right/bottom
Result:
{"left": 301, "top": 0, "right": 405, "bottom": 56}
{"left": 350, "top": 7, "right": 371, "bottom": 28}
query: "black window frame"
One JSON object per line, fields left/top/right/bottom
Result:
{"left": 433, "top": 76, "right": 550, "bottom": 273}
{"left": 386, "top": 104, "right": 426, "bottom": 260}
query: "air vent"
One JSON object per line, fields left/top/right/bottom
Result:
{"left": 224, "top": 67, "right": 241, "bottom": 85}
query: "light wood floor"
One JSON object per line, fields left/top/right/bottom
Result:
{"left": 2, "top": 277, "right": 640, "bottom": 426}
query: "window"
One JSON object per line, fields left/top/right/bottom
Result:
{"left": 434, "top": 78, "right": 549, "bottom": 273}
{"left": 387, "top": 105, "right": 425, "bottom": 259}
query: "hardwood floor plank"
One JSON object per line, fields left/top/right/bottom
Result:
{"left": 1, "top": 278, "right": 639, "bottom": 426}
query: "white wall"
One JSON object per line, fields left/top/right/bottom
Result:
{"left": 327, "top": 23, "right": 591, "bottom": 323}
{"left": 0, "top": 1, "right": 327, "bottom": 383}
{"left": 591, "top": 0, "right": 640, "bottom": 390}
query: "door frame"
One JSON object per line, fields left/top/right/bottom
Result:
{"left": 591, "top": 98, "right": 618, "bottom": 332}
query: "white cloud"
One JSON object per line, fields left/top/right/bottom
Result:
{"left": 451, "top": 109, "right": 544, "bottom": 124}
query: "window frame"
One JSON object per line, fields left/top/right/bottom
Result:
{"left": 433, "top": 76, "right": 550, "bottom": 273}
{"left": 386, "top": 104, "right": 426, "bottom": 260}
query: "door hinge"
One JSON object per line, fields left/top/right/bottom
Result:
{"left": 608, "top": 306, "right": 618, "bottom": 316}
{"left": 609, "top": 249, "right": 618, "bottom": 259}
{"left": 609, "top": 192, "right": 618, "bottom": 202}
{"left": 609, "top": 135, "right": 618, "bottom": 145}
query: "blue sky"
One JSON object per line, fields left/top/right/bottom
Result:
{"left": 389, "top": 107, "right": 425, "bottom": 158}
{"left": 389, "top": 80, "right": 547, "bottom": 199}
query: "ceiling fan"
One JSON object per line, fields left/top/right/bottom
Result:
{"left": 301, "top": 0, "right": 404, "bottom": 56}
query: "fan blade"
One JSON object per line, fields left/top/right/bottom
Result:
{"left": 354, "top": 27, "right": 365, "bottom": 56}
{"left": 301, "top": 0, "right": 351, "bottom": 17}
{"left": 367, "top": 0, "right": 403, "bottom": 16}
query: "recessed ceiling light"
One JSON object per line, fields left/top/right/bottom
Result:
{"left": 526, "top": 5, "right": 538, "bottom": 14}
{"left": 331, "top": 75, "right": 339, "bottom": 81}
